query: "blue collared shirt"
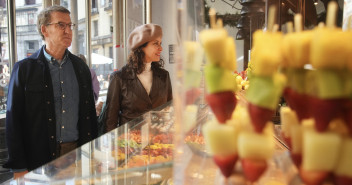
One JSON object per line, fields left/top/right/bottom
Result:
{"left": 44, "top": 47, "right": 79, "bottom": 143}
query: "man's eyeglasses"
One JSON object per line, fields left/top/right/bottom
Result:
{"left": 46, "top": 22, "right": 76, "bottom": 30}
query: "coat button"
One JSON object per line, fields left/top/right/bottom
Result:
{"left": 47, "top": 101, "right": 50, "bottom": 104}
{"left": 87, "top": 132, "right": 90, "bottom": 136}
{"left": 85, "top": 100, "right": 89, "bottom": 104}
{"left": 51, "top": 136, "right": 54, "bottom": 139}
{"left": 86, "top": 116, "right": 90, "bottom": 120}
{"left": 45, "top": 85, "right": 48, "bottom": 88}
{"left": 49, "top": 118, "right": 52, "bottom": 121}
{"left": 52, "top": 153, "right": 55, "bottom": 156}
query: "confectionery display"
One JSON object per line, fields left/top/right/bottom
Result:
{"left": 199, "top": 2, "right": 352, "bottom": 184}
{"left": 5, "top": 2, "right": 352, "bottom": 185}
{"left": 279, "top": 2, "right": 352, "bottom": 185}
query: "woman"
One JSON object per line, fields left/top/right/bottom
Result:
{"left": 104, "top": 23, "right": 173, "bottom": 132}
{"left": 78, "top": 54, "right": 100, "bottom": 103}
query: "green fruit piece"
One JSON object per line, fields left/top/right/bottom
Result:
{"left": 204, "top": 64, "right": 237, "bottom": 94}
{"left": 286, "top": 68, "right": 307, "bottom": 94}
{"left": 314, "top": 69, "right": 349, "bottom": 99}
{"left": 246, "top": 73, "right": 286, "bottom": 110}
{"left": 185, "top": 69, "right": 202, "bottom": 90}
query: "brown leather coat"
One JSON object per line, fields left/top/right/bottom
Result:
{"left": 105, "top": 65, "right": 172, "bottom": 131}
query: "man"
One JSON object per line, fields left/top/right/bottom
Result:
{"left": 3, "top": 5, "right": 98, "bottom": 178}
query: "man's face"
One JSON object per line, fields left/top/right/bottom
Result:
{"left": 42, "top": 12, "right": 73, "bottom": 50}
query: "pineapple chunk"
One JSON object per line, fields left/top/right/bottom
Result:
{"left": 290, "top": 123, "right": 303, "bottom": 154}
{"left": 229, "top": 104, "right": 253, "bottom": 132}
{"left": 282, "top": 31, "right": 312, "bottom": 68}
{"left": 302, "top": 119, "right": 315, "bottom": 130}
{"left": 310, "top": 28, "right": 350, "bottom": 69}
{"left": 334, "top": 137, "right": 352, "bottom": 177}
{"left": 199, "top": 29, "right": 228, "bottom": 65}
{"left": 302, "top": 128, "right": 342, "bottom": 171}
{"left": 328, "top": 118, "right": 350, "bottom": 137}
{"left": 221, "top": 37, "right": 237, "bottom": 71}
{"left": 183, "top": 41, "right": 204, "bottom": 71}
{"left": 280, "top": 106, "right": 299, "bottom": 138}
{"left": 250, "top": 30, "right": 283, "bottom": 76}
{"left": 202, "top": 119, "right": 238, "bottom": 155}
{"left": 238, "top": 123, "right": 275, "bottom": 160}
{"left": 183, "top": 105, "right": 198, "bottom": 132}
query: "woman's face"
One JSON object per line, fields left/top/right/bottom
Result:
{"left": 142, "top": 36, "right": 163, "bottom": 63}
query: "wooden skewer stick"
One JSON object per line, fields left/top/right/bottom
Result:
{"left": 326, "top": 1, "right": 338, "bottom": 28}
{"left": 209, "top": 8, "right": 217, "bottom": 29}
{"left": 273, "top": 24, "right": 279, "bottom": 32}
{"left": 217, "top": 18, "right": 223, "bottom": 28}
{"left": 294, "top": 14, "right": 303, "bottom": 32}
{"left": 267, "top": 5, "right": 276, "bottom": 32}
{"left": 286, "top": 22, "right": 293, "bottom": 33}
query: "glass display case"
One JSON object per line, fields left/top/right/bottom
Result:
{"left": 2, "top": 100, "right": 301, "bottom": 185}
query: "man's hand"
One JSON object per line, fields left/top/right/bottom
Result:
{"left": 13, "top": 170, "right": 28, "bottom": 179}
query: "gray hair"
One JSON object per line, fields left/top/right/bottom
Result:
{"left": 37, "top": 5, "right": 70, "bottom": 40}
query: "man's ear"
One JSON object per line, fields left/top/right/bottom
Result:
{"left": 41, "top": 25, "right": 48, "bottom": 37}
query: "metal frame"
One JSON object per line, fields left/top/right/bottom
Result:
{"left": 7, "top": 0, "right": 17, "bottom": 72}
{"left": 86, "top": 0, "right": 92, "bottom": 68}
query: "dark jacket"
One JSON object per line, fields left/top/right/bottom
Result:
{"left": 3, "top": 46, "right": 98, "bottom": 171}
{"left": 105, "top": 64, "right": 172, "bottom": 131}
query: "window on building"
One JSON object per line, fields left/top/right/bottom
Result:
{"left": 92, "top": 0, "right": 97, "bottom": 8}
{"left": 27, "top": 41, "right": 35, "bottom": 50}
{"left": 0, "top": 0, "right": 5, "bottom": 8}
{"left": 25, "top": 0, "right": 36, "bottom": 5}
{"left": 93, "top": 20, "right": 98, "bottom": 36}
{"left": 109, "top": 46, "right": 113, "bottom": 58}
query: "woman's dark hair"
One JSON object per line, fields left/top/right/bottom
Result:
{"left": 127, "top": 42, "right": 164, "bottom": 74}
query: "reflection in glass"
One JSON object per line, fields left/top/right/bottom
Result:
{"left": 0, "top": 1, "right": 9, "bottom": 115}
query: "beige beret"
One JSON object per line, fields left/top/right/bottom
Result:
{"left": 128, "top": 24, "right": 163, "bottom": 50}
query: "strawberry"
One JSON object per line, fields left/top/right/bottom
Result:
{"left": 205, "top": 91, "right": 237, "bottom": 123}
{"left": 309, "top": 97, "right": 343, "bottom": 132}
{"left": 248, "top": 103, "right": 274, "bottom": 133}
{"left": 185, "top": 87, "right": 202, "bottom": 105}
{"left": 334, "top": 175, "right": 352, "bottom": 185}
{"left": 343, "top": 99, "right": 352, "bottom": 135}
{"left": 299, "top": 168, "right": 329, "bottom": 185}
{"left": 290, "top": 153, "right": 302, "bottom": 168}
{"left": 213, "top": 154, "right": 238, "bottom": 178}
{"left": 241, "top": 158, "right": 268, "bottom": 182}
{"left": 283, "top": 88, "right": 310, "bottom": 121}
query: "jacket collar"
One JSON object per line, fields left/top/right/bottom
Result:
{"left": 121, "top": 64, "right": 167, "bottom": 80}
{"left": 29, "top": 46, "right": 72, "bottom": 64}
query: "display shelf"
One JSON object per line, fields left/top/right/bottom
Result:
{"left": 2, "top": 101, "right": 306, "bottom": 185}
